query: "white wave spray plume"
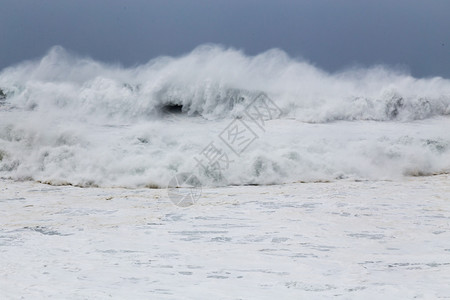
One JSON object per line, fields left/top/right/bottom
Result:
{"left": 0, "top": 45, "right": 449, "bottom": 187}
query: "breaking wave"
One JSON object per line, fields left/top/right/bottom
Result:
{"left": 0, "top": 45, "right": 449, "bottom": 187}
{"left": 1, "top": 45, "right": 450, "bottom": 122}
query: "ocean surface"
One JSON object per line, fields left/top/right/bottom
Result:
{"left": 1, "top": 46, "right": 450, "bottom": 299}
{"left": 1, "top": 175, "right": 449, "bottom": 299}
{"left": 0, "top": 45, "right": 449, "bottom": 188}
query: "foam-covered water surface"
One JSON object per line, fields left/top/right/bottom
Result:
{"left": 0, "top": 176, "right": 449, "bottom": 298}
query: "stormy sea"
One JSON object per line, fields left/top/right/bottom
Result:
{"left": 0, "top": 45, "right": 449, "bottom": 299}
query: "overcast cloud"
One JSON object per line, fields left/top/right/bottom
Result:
{"left": 1, "top": 0, "right": 449, "bottom": 77}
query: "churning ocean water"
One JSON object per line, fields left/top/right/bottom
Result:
{"left": 0, "top": 45, "right": 449, "bottom": 188}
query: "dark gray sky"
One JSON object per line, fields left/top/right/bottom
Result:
{"left": 1, "top": 0, "right": 449, "bottom": 78}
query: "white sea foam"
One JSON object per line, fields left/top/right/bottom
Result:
{"left": 0, "top": 45, "right": 449, "bottom": 187}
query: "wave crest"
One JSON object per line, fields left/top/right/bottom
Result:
{"left": 1, "top": 45, "right": 449, "bottom": 122}
{"left": 0, "top": 45, "right": 450, "bottom": 187}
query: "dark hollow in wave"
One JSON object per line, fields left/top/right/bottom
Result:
{"left": 0, "top": 88, "right": 6, "bottom": 101}
{"left": 160, "top": 103, "right": 184, "bottom": 115}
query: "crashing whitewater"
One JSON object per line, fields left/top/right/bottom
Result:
{"left": 0, "top": 45, "right": 449, "bottom": 188}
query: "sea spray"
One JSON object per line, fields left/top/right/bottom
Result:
{"left": 0, "top": 45, "right": 449, "bottom": 187}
